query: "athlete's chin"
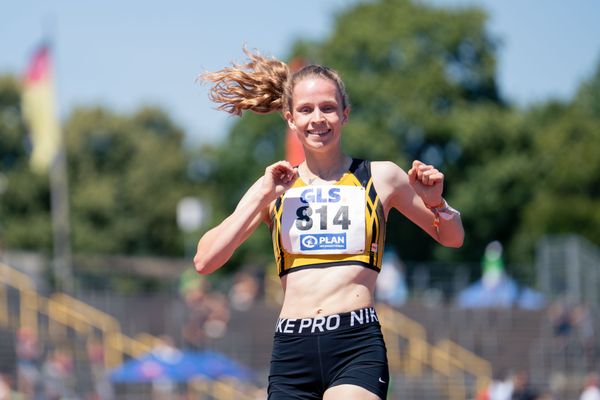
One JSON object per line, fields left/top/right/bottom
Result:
{"left": 305, "top": 143, "right": 333, "bottom": 153}
{"left": 304, "top": 137, "right": 337, "bottom": 150}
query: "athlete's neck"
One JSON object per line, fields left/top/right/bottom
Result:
{"left": 301, "top": 153, "right": 352, "bottom": 184}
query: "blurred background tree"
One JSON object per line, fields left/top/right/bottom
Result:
{"left": 0, "top": 75, "right": 54, "bottom": 251}
{"left": 0, "top": 0, "right": 599, "bottom": 284}
{"left": 65, "top": 106, "right": 192, "bottom": 256}
{"left": 0, "top": 76, "right": 202, "bottom": 259}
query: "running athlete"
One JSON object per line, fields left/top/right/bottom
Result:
{"left": 194, "top": 48, "right": 464, "bottom": 400}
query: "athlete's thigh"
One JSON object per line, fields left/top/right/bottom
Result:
{"left": 323, "top": 384, "right": 382, "bottom": 400}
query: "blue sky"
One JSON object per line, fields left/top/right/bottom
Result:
{"left": 2, "top": 0, "right": 599, "bottom": 146}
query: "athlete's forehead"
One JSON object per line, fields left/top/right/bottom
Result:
{"left": 292, "top": 77, "right": 342, "bottom": 105}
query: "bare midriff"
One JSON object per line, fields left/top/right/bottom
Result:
{"left": 279, "top": 264, "right": 378, "bottom": 319}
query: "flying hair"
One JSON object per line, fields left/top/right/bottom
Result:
{"left": 198, "top": 47, "right": 350, "bottom": 117}
{"left": 198, "top": 47, "right": 289, "bottom": 116}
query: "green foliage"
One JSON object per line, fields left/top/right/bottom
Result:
{"left": 0, "top": 76, "right": 53, "bottom": 251}
{"left": 65, "top": 106, "right": 192, "bottom": 255}
{"left": 0, "top": 76, "right": 199, "bottom": 261}
{"left": 574, "top": 60, "right": 600, "bottom": 119}
{"left": 510, "top": 101, "right": 600, "bottom": 261}
{"left": 446, "top": 106, "right": 534, "bottom": 260}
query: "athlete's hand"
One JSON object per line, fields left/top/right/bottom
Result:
{"left": 260, "top": 161, "right": 299, "bottom": 201}
{"left": 407, "top": 160, "right": 444, "bottom": 207}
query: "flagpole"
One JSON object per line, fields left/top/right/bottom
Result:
{"left": 46, "top": 27, "right": 74, "bottom": 293}
{"left": 50, "top": 130, "right": 73, "bottom": 293}
{"left": 40, "top": 15, "right": 74, "bottom": 293}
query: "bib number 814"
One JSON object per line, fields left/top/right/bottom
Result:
{"left": 295, "top": 205, "right": 351, "bottom": 231}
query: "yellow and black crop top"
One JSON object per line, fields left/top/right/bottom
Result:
{"left": 270, "top": 158, "right": 386, "bottom": 277}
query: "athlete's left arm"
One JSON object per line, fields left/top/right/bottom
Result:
{"left": 371, "top": 160, "right": 464, "bottom": 248}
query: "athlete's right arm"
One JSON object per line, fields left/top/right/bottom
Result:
{"left": 193, "top": 161, "right": 298, "bottom": 275}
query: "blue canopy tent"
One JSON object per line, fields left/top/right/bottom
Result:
{"left": 455, "top": 241, "right": 546, "bottom": 310}
{"left": 456, "top": 275, "right": 546, "bottom": 310}
{"left": 109, "top": 349, "right": 254, "bottom": 383}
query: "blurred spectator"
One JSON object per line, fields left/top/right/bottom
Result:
{"left": 179, "top": 270, "right": 231, "bottom": 347}
{"left": 86, "top": 335, "right": 112, "bottom": 400}
{"left": 41, "top": 347, "right": 75, "bottom": 400}
{"left": 490, "top": 371, "right": 513, "bottom": 400}
{"left": 228, "top": 271, "right": 260, "bottom": 311}
{"left": 548, "top": 299, "right": 573, "bottom": 344}
{"left": 15, "top": 327, "right": 40, "bottom": 397}
{"left": 375, "top": 250, "right": 408, "bottom": 307}
{"left": 476, "top": 369, "right": 512, "bottom": 400}
{"left": 179, "top": 270, "right": 211, "bottom": 348}
{"left": 178, "top": 269, "right": 208, "bottom": 301}
{"left": 572, "top": 304, "right": 596, "bottom": 362}
{"left": 510, "top": 370, "right": 538, "bottom": 400}
{"left": 202, "top": 292, "right": 230, "bottom": 339}
{"left": 579, "top": 373, "right": 600, "bottom": 400}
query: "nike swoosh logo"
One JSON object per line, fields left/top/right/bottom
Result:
{"left": 379, "top": 377, "right": 386, "bottom": 384}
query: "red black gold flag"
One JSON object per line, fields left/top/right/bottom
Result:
{"left": 21, "top": 44, "right": 61, "bottom": 174}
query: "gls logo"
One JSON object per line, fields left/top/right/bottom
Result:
{"left": 300, "top": 188, "right": 341, "bottom": 204}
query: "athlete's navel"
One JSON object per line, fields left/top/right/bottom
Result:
{"left": 315, "top": 308, "right": 323, "bottom": 315}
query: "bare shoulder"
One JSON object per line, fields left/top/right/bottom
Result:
{"left": 371, "top": 161, "right": 411, "bottom": 213}
{"left": 371, "top": 161, "right": 409, "bottom": 189}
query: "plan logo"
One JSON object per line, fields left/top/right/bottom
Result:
{"left": 300, "top": 234, "right": 346, "bottom": 251}
{"left": 300, "top": 235, "right": 318, "bottom": 249}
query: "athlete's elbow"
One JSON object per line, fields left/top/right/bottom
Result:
{"left": 193, "top": 254, "right": 216, "bottom": 275}
{"left": 446, "top": 238, "right": 464, "bottom": 248}
{"left": 443, "top": 233, "right": 464, "bottom": 248}
{"left": 194, "top": 235, "right": 218, "bottom": 274}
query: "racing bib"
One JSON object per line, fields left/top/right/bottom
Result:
{"left": 280, "top": 185, "right": 366, "bottom": 255}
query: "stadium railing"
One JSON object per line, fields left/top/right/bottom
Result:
{"left": 0, "top": 261, "right": 264, "bottom": 399}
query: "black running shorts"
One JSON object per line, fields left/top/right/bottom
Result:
{"left": 267, "top": 307, "right": 389, "bottom": 399}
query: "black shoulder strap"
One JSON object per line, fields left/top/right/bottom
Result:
{"left": 274, "top": 196, "right": 282, "bottom": 211}
{"left": 349, "top": 158, "right": 371, "bottom": 188}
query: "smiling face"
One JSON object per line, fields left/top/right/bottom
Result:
{"left": 285, "top": 77, "right": 349, "bottom": 153}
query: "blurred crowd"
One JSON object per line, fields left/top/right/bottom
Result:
{"left": 0, "top": 326, "right": 108, "bottom": 400}
{"left": 0, "top": 267, "right": 265, "bottom": 400}
{"left": 178, "top": 268, "right": 262, "bottom": 349}
{"left": 548, "top": 299, "right": 596, "bottom": 361}
{"left": 476, "top": 369, "right": 600, "bottom": 400}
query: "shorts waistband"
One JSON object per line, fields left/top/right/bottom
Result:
{"left": 275, "top": 307, "right": 380, "bottom": 335}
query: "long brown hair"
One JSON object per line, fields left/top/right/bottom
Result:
{"left": 199, "top": 48, "right": 349, "bottom": 116}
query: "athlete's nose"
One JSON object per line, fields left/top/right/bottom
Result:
{"left": 311, "top": 109, "right": 325, "bottom": 124}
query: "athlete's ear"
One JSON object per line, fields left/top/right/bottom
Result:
{"left": 342, "top": 108, "right": 350, "bottom": 125}
{"left": 285, "top": 111, "right": 296, "bottom": 130}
